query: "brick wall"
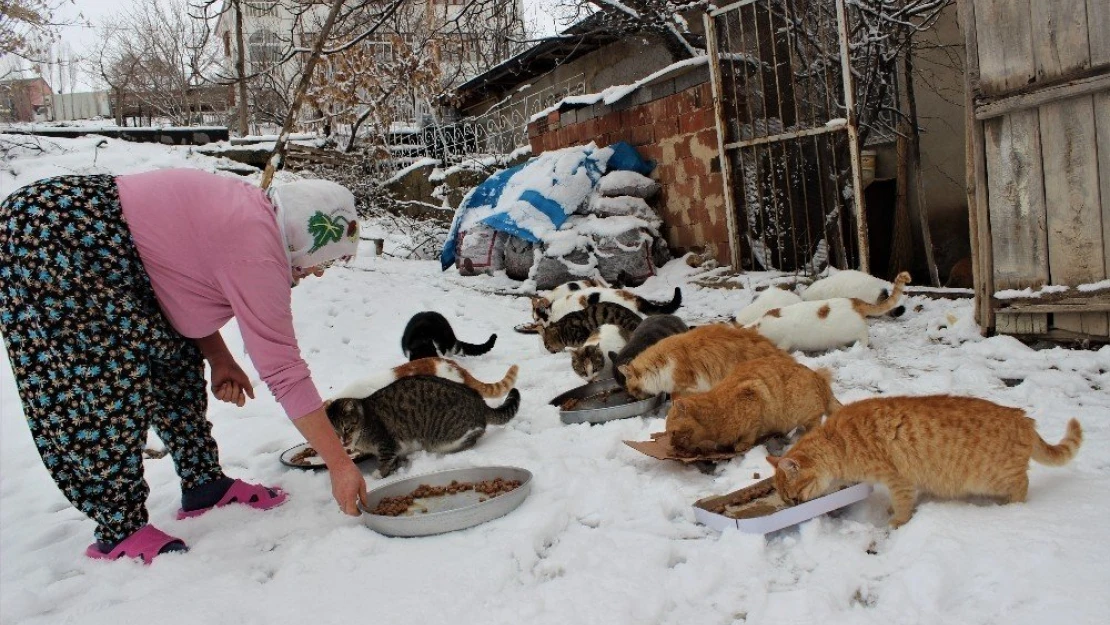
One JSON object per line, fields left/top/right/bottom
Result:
{"left": 526, "top": 64, "right": 733, "bottom": 267}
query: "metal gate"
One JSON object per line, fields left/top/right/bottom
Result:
{"left": 705, "top": 0, "right": 867, "bottom": 275}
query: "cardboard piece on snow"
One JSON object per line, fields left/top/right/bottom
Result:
{"left": 623, "top": 431, "right": 744, "bottom": 464}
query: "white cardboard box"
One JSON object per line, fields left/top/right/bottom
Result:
{"left": 694, "top": 480, "right": 873, "bottom": 534}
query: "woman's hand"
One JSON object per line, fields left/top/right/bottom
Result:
{"left": 195, "top": 331, "right": 255, "bottom": 407}
{"left": 293, "top": 406, "right": 369, "bottom": 515}
{"left": 329, "top": 458, "right": 370, "bottom": 516}
{"left": 210, "top": 358, "right": 255, "bottom": 407}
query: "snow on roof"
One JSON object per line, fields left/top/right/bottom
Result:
{"left": 528, "top": 56, "right": 709, "bottom": 124}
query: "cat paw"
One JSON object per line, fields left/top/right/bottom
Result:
{"left": 888, "top": 515, "right": 912, "bottom": 529}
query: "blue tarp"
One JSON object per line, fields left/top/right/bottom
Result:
{"left": 441, "top": 142, "right": 653, "bottom": 270}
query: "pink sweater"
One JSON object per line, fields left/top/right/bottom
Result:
{"left": 116, "top": 169, "right": 321, "bottom": 420}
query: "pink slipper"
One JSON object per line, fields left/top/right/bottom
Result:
{"left": 85, "top": 525, "right": 187, "bottom": 565}
{"left": 176, "top": 479, "right": 288, "bottom": 520}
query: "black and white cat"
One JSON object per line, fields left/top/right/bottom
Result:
{"left": 401, "top": 311, "right": 497, "bottom": 361}
{"left": 326, "top": 376, "right": 520, "bottom": 477}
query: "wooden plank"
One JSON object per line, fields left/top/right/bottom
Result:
{"left": 983, "top": 111, "right": 1049, "bottom": 335}
{"left": 998, "top": 299, "right": 1110, "bottom": 314}
{"left": 1090, "top": 0, "right": 1110, "bottom": 65}
{"left": 1030, "top": 0, "right": 1091, "bottom": 81}
{"left": 1040, "top": 96, "right": 1109, "bottom": 336}
{"left": 1097, "top": 91, "right": 1110, "bottom": 337}
{"left": 958, "top": 0, "right": 993, "bottom": 334}
{"left": 973, "top": 0, "right": 1035, "bottom": 95}
{"left": 975, "top": 71, "right": 1110, "bottom": 119}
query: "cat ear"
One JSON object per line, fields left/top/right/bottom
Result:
{"left": 780, "top": 458, "right": 800, "bottom": 475}
{"left": 765, "top": 455, "right": 781, "bottom": 468}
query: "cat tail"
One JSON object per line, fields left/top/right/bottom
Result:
{"left": 814, "top": 368, "right": 843, "bottom": 415}
{"left": 1031, "top": 418, "right": 1083, "bottom": 466}
{"left": 466, "top": 364, "right": 519, "bottom": 398}
{"left": 853, "top": 272, "right": 911, "bottom": 317}
{"left": 486, "top": 388, "right": 521, "bottom": 425}
{"left": 638, "top": 287, "right": 683, "bottom": 315}
{"left": 458, "top": 333, "right": 497, "bottom": 356}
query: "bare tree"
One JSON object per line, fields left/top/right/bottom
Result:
{"left": 1, "top": 0, "right": 78, "bottom": 69}
{"left": 95, "top": 0, "right": 221, "bottom": 126}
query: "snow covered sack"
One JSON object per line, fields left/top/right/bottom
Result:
{"left": 441, "top": 142, "right": 668, "bottom": 288}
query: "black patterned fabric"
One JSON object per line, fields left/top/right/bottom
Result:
{"left": 0, "top": 175, "right": 225, "bottom": 543}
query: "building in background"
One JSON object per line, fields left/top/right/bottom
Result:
{"left": 213, "top": 0, "right": 526, "bottom": 134}
{"left": 0, "top": 77, "right": 53, "bottom": 123}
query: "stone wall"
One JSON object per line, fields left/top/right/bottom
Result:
{"left": 526, "top": 64, "right": 733, "bottom": 267}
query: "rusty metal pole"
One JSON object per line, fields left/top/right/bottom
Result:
{"left": 704, "top": 8, "right": 744, "bottom": 271}
{"left": 834, "top": 0, "right": 870, "bottom": 273}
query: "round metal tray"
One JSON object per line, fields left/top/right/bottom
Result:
{"left": 359, "top": 466, "right": 533, "bottom": 537}
{"left": 550, "top": 377, "right": 667, "bottom": 424}
{"left": 279, "top": 442, "right": 378, "bottom": 472}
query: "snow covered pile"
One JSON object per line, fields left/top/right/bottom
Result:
{"left": 444, "top": 142, "right": 668, "bottom": 288}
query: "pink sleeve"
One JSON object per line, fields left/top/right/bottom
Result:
{"left": 215, "top": 260, "right": 323, "bottom": 420}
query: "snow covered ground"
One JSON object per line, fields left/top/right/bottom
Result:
{"left": 2, "top": 136, "right": 1109, "bottom": 625}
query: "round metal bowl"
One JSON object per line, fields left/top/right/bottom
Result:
{"left": 359, "top": 466, "right": 533, "bottom": 537}
{"left": 550, "top": 377, "right": 667, "bottom": 425}
{"left": 279, "top": 442, "right": 378, "bottom": 472}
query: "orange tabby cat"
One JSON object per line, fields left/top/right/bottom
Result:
{"left": 332, "top": 358, "right": 519, "bottom": 401}
{"left": 665, "top": 357, "right": 841, "bottom": 453}
{"left": 767, "top": 395, "right": 1083, "bottom": 527}
{"left": 617, "top": 323, "right": 788, "bottom": 398}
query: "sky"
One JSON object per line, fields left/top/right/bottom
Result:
{"left": 52, "top": 0, "right": 567, "bottom": 92}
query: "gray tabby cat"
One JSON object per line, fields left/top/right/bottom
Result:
{"left": 325, "top": 376, "right": 521, "bottom": 477}
{"left": 539, "top": 301, "right": 643, "bottom": 352}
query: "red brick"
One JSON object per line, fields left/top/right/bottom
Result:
{"left": 680, "top": 157, "right": 702, "bottom": 178}
{"left": 695, "top": 127, "right": 719, "bottom": 150}
{"left": 637, "top": 144, "right": 663, "bottom": 163}
{"left": 679, "top": 109, "right": 714, "bottom": 135}
{"left": 673, "top": 135, "right": 693, "bottom": 161}
{"left": 655, "top": 117, "right": 680, "bottom": 139}
{"left": 703, "top": 172, "right": 725, "bottom": 196}
{"left": 628, "top": 106, "right": 652, "bottom": 127}
{"left": 530, "top": 136, "right": 543, "bottom": 154}
{"left": 598, "top": 113, "right": 618, "bottom": 135}
{"left": 547, "top": 110, "right": 560, "bottom": 126}
{"left": 656, "top": 162, "right": 678, "bottom": 183}
{"left": 629, "top": 125, "right": 654, "bottom": 146}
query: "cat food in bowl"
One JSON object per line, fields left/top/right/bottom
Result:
{"left": 359, "top": 466, "right": 532, "bottom": 537}
{"left": 550, "top": 377, "right": 666, "bottom": 424}
{"left": 694, "top": 478, "right": 872, "bottom": 534}
{"left": 279, "top": 442, "right": 377, "bottom": 471}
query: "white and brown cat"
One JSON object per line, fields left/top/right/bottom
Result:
{"left": 331, "top": 357, "right": 518, "bottom": 401}
{"left": 570, "top": 324, "right": 631, "bottom": 381}
{"left": 746, "top": 272, "right": 911, "bottom": 351}
{"left": 532, "top": 286, "right": 682, "bottom": 325}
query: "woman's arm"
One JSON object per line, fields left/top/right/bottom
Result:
{"left": 195, "top": 331, "right": 255, "bottom": 406}
{"left": 294, "top": 406, "right": 369, "bottom": 516}
{"left": 195, "top": 331, "right": 235, "bottom": 365}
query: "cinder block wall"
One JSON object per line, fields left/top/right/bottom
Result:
{"left": 526, "top": 65, "right": 732, "bottom": 267}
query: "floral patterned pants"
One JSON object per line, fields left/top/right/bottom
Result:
{"left": 0, "top": 175, "right": 224, "bottom": 543}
